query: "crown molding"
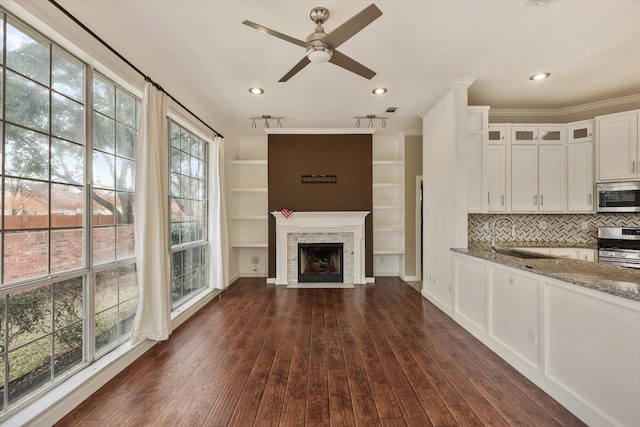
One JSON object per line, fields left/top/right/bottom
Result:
{"left": 489, "top": 93, "right": 640, "bottom": 118}
{"left": 417, "top": 78, "right": 477, "bottom": 118}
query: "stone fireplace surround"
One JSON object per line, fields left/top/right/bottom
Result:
{"left": 269, "top": 211, "right": 370, "bottom": 285}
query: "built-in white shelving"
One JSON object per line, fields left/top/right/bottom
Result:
{"left": 229, "top": 137, "right": 269, "bottom": 276}
{"left": 372, "top": 135, "right": 405, "bottom": 276}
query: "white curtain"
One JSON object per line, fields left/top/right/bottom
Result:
{"left": 208, "top": 136, "right": 229, "bottom": 289}
{"left": 130, "top": 82, "right": 170, "bottom": 345}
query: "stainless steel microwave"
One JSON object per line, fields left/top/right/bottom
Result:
{"left": 597, "top": 182, "right": 640, "bottom": 212}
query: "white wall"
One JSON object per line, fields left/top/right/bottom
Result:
{"left": 420, "top": 80, "right": 473, "bottom": 309}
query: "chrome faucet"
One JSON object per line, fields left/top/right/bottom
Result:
{"left": 491, "top": 216, "right": 516, "bottom": 253}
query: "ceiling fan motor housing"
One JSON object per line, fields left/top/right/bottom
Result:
{"left": 306, "top": 30, "right": 332, "bottom": 62}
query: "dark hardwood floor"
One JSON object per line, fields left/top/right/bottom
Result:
{"left": 56, "top": 277, "right": 585, "bottom": 426}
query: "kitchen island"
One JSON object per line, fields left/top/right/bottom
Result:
{"left": 453, "top": 243, "right": 639, "bottom": 301}
{"left": 447, "top": 245, "right": 639, "bottom": 427}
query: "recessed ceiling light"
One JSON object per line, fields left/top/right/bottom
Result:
{"left": 529, "top": 73, "right": 550, "bottom": 81}
{"left": 249, "top": 87, "right": 264, "bottom": 95}
{"left": 372, "top": 87, "right": 387, "bottom": 95}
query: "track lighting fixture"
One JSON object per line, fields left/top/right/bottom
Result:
{"left": 353, "top": 114, "right": 389, "bottom": 128}
{"left": 249, "top": 114, "right": 284, "bottom": 129}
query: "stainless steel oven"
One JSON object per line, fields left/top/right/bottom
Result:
{"left": 597, "top": 181, "right": 640, "bottom": 212}
{"left": 598, "top": 227, "right": 640, "bottom": 269}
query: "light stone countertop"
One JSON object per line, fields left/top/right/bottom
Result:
{"left": 452, "top": 243, "right": 640, "bottom": 302}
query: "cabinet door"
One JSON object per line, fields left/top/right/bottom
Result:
{"left": 511, "top": 145, "right": 538, "bottom": 212}
{"left": 488, "top": 125, "right": 506, "bottom": 144}
{"left": 485, "top": 144, "right": 506, "bottom": 212}
{"left": 538, "top": 144, "right": 566, "bottom": 212}
{"left": 511, "top": 127, "right": 538, "bottom": 144}
{"left": 538, "top": 126, "right": 566, "bottom": 144}
{"left": 468, "top": 132, "right": 483, "bottom": 212}
{"left": 568, "top": 121, "right": 594, "bottom": 143}
{"left": 597, "top": 113, "right": 638, "bottom": 181}
{"left": 567, "top": 141, "right": 594, "bottom": 212}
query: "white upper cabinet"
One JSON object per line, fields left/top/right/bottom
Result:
{"left": 510, "top": 144, "right": 538, "bottom": 212}
{"left": 538, "top": 144, "right": 566, "bottom": 212}
{"left": 510, "top": 128, "right": 566, "bottom": 213}
{"left": 567, "top": 141, "right": 594, "bottom": 212}
{"left": 511, "top": 125, "right": 565, "bottom": 145}
{"left": 596, "top": 110, "right": 640, "bottom": 181}
{"left": 568, "top": 120, "right": 594, "bottom": 143}
{"left": 467, "top": 107, "right": 489, "bottom": 213}
{"left": 486, "top": 141, "right": 506, "bottom": 212}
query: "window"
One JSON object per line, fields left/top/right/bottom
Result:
{"left": 169, "top": 121, "right": 208, "bottom": 307}
{"left": 92, "top": 74, "right": 140, "bottom": 265}
{"left": 0, "top": 12, "right": 140, "bottom": 413}
{"left": 91, "top": 74, "right": 140, "bottom": 355}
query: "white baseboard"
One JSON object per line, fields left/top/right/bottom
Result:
{"left": 400, "top": 274, "right": 421, "bottom": 282}
{"left": 266, "top": 278, "right": 276, "bottom": 284}
{"left": 366, "top": 277, "right": 376, "bottom": 283}
{"left": 373, "top": 271, "right": 399, "bottom": 277}
{"left": 228, "top": 272, "right": 240, "bottom": 285}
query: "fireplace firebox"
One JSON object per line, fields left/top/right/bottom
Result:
{"left": 298, "top": 243, "right": 344, "bottom": 283}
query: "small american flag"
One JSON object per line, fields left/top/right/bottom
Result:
{"left": 281, "top": 208, "right": 294, "bottom": 218}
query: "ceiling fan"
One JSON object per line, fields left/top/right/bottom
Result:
{"left": 242, "top": 3, "right": 382, "bottom": 82}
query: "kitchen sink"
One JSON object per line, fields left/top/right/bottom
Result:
{"left": 493, "top": 248, "right": 556, "bottom": 259}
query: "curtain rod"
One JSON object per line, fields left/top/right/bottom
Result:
{"left": 48, "top": 0, "right": 224, "bottom": 139}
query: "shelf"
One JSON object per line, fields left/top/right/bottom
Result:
{"left": 373, "top": 160, "right": 404, "bottom": 166}
{"left": 373, "top": 183, "right": 403, "bottom": 188}
{"left": 373, "top": 205, "right": 404, "bottom": 210}
{"left": 230, "top": 187, "right": 268, "bottom": 192}
{"left": 231, "top": 242, "right": 268, "bottom": 248}
{"left": 374, "top": 249, "right": 405, "bottom": 255}
{"left": 231, "top": 160, "right": 267, "bottom": 165}
{"left": 374, "top": 227, "right": 404, "bottom": 232}
{"left": 229, "top": 215, "right": 268, "bottom": 220}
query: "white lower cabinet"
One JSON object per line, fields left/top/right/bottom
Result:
{"left": 453, "top": 253, "right": 640, "bottom": 427}
{"left": 546, "top": 284, "right": 640, "bottom": 427}
{"left": 490, "top": 267, "right": 541, "bottom": 369}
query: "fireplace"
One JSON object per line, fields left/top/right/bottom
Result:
{"left": 298, "top": 243, "right": 343, "bottom": 283}
{"left": 270, "top": 211, "right": 370, "bottom": 285}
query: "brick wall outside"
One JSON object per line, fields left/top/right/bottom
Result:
{"left": 3, "top": 218, "right": 135, "bottom": 284}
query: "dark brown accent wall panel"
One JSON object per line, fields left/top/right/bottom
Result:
{"left": 268, "top": 133, "right": 373, "bottom": 278}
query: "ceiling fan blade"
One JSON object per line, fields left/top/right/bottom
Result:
{"left": 279, "top": 56, "right": 311, "bottom": 82}
{"left": 323, "top": 3, "right": 382, "bottom": 48}
{"left": 242, "top": 20, "right": 307, "bottom": 48}
{"left": 329, "top": 50, "right": 376, "bottom": 80}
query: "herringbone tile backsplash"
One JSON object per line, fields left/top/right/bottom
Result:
{"left": 468, "top": 213, "right": 640, "bottom": 245}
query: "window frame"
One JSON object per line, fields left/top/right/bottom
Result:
{"left": 168, "top": 119, "right": 209, "bottom": 309}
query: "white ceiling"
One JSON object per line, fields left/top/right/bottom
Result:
{"left": 15, "top": 0, "right": 640, "bottom": 138}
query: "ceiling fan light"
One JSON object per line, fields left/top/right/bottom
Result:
{"left": 307, "top": 47, "right": 332, "bottom": 63}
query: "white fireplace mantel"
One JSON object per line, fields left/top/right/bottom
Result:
{"left": 270, "top": 211, "right": 370, "bottom": 285}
